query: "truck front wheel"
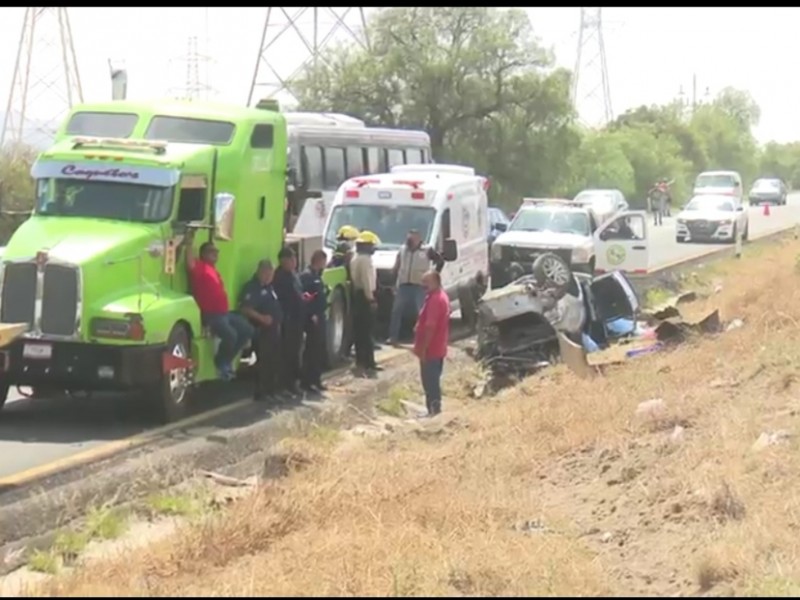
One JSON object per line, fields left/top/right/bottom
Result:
{"left": 152, "top": 324, "right": 192, "bottom": 423}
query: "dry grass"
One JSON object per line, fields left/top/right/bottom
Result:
{"left": 29, "top": 237, "right": 800, "bottom": 596}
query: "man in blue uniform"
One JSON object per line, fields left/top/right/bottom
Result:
{"left": 239, "top": 260, "right": 283, "bottom": 403}
{"left": 300, "top": 249, "right": 329, "bottom": 393}
{"left": 273, "top": 246, "right": 305, "bottom": 397}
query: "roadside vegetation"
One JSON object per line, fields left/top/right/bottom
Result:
{"left": 9, "top": 234, "right": 800, "bottom": 596}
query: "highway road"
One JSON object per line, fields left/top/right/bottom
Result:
{"left": 1, "top": 194, "right": 798, "bottom": 483}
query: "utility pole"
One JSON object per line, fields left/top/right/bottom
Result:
{"left": 571, "top": 7, "right": 613, "bottom": 127}
{"left": 2, "top": 7, "right": 83, "bottom": 151}
{"left": 170, "top": 35, "right": 216, "bottom": 101}
{"left": 247, "top": 7, "right": 370, "bottom": 106}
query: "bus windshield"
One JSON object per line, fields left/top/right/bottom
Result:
{"left": 325, "top": 204, "right": 436, "bottom": 249}
{"left": 35, "top": 179, "right": 173, "bottom": 222}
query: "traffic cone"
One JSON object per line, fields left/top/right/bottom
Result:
{"left": 763, "top": 202, "right": 770, "bottom": 216}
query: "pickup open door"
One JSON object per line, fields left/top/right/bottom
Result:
{"left": 593, "top": 210, "right": 649, "bottom": 275}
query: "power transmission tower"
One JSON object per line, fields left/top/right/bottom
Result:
{"left": 247, "top": 7, "right": 370, "bottom": 106}
{"left": 2, "top": 7, "right": 83, "bottom": 150}
{"left": 170, "top": 35, "right": 216, "bottom": 101}
{"left": 571, "top": 7, "right": 613, "bottom": 128}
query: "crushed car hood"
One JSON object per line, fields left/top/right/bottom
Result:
{"left": 493, "top": 230, "right": 588, "bottom": 249}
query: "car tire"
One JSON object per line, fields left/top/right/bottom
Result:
{"left": 151, "top": 324, "right": 192, "bottom": 424}
{"left": 532, "top": 252, "right": 572, "bottom": 299}
{"left": 728, "top": 224, "right": 738, "bottom": 245}
{"left": 0, "top": 382, "right": 9, "bottom": 413}
{"left": 676, "top": 236, "right": 686, "bottom": 244}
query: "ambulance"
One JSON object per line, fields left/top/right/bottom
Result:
{"left": 322, "top": 164, "right": 490, "bottom": 334}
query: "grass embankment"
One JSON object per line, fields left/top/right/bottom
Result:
{"left": 30, "top": 236, "right": 800, "bottom": 596}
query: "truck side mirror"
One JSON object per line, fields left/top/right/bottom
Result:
{"left": 213, "top": 192, "right": 235, "bottom": 241}
{"left": 442, "top": 238, "right": 458, "bottom": 262}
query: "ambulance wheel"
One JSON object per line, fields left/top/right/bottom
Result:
{"left": 533, "top": 252, "right": 572, "bottom": 299}
{"left": 458, "top": 284, "right": 478, "bottom": 331}
{"left": 152, "top": 324, "right": 192, "bottom": 424}
{"left": 327, "top": 287, "right": 347, "bottom": 367}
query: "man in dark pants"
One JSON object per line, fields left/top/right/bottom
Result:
{"left": 273, "top": 246, "right": 305, "bottom": 397}
{"left": 239, "top": 260, "right": 283, "bottom": 403}
{"left": 300, "top": 249, "right": 329, "bottom": 393}
{"left": 349, "top": 230, "right": 381, "bottom": 376}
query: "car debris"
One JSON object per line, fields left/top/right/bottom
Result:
{"left": 475, "top": 252, "right": 641, "bottom": 383}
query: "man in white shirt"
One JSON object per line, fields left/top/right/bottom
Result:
{"left": 350, "top": 230, "right": 381, "bottom": 373}
{"left": 389, "top": 229, "right": 444, "bottom": 345}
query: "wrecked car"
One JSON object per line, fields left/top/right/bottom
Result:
{"left": 476, "top": 252, "right": 641, "bottom": 377}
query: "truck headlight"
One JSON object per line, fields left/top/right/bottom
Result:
{"left": 491, "top": 243, "right": 503, "bottom": 261}
{"left": 90, "top": 314, "right": 145, "bottom": 341}
{"left": 571, "top": 247, "right": 590, "bottom": 263}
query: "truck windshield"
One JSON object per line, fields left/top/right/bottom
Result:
{"left": 325, "top": 204, "right": 436, "bottom": 249}
{"left": 510, "top": 209, "right": 590, "bottom": 236}
{"left": 35, "top": 179, "right": 173, "bottom": 223}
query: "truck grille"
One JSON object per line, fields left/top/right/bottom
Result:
{"left": 687, "top": 220, "right": 718, "bottom": 235}
{"left": 41, "top": 264, "right": 80, "bottom": 336}
{"left": 0, "top": 261, "right": 80, "bottom": 336}
{"left": 0, "top": 262, "right": 37, "bottom": 327}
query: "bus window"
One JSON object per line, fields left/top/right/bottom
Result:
{"left": 387, "top": 149, "right": 405, "bottom": 168}
{"left": 250, "top": 124, "right": 274, "bottom": 149}
{"left": 324, "top": 148, "right": 346, "bottom": 190}
{"left": 302, "top": 146, "right": 324, "bottom": 190}
{"left": 346, "top": 147, "right": 366, "bottom": 177}
{"left": 366, "top": 147, "right": 380, "bottom": 174}
{"left": 406, "top": 148, "right": 424, "bottom": 164}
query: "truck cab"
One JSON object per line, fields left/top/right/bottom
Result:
{"left": 0, "top": 100, "right": 349, "bottom": 422}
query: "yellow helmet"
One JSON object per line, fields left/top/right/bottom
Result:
{"left": 337, "top": 225, "right": 360, "bottom": 241}
{"left": 356, "top": 230, "right": 381, "bottom": 245}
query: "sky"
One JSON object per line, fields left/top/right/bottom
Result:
{"left": 0, "top": 6, "right": 798, "bottom": 145}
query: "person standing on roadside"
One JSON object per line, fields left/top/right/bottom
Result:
{"left": 239, "top": 260, "right": 283, "bottom": 403}
{"left": 185, "top": 228, "right": 253, "bottom": 381}
{"left": 350, "top": 230, "right": 381, "bottom": 375}
{"left": 328, "top": 225, "right": 359, "bottom": 358}
{"left": 273, "top": 246, "right": 305, "bottom": 396}
{"left": 300, "top": 249, "right": 329, "bottom": 393}
{"left": 413, "top": 270, "right": 450, "bottom": 417}
{"left": 389, "top": 228, "right": 444, "bottom": 346}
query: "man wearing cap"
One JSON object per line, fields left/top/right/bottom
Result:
{"left": 185, "top": 229, "right": 253, "bottom": 381}
{"left": 350, "top": 230, "right": 381, "bottom": 374}
{"left": 388, "top": 228, "right": 445, "bottom": 346}
{"left": 239, "top": 260, "right": 283, "bottom": 403}
{"left": 273, "top": 246, "right": 305, "bottom": 396}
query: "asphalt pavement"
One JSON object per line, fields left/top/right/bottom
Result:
{"left": 1, "top": 194, "right": 799, "bottom": 481}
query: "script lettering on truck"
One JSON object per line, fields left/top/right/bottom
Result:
{"left": 31, "top": 160, "right": 181, "bottom": 187}
{"left": 60, "top": 164, "right": 140, "bottom": 181}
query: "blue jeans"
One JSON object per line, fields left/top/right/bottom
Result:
{"left": 420, "top": 358, "right": 444, "bottom": 415}
{"left": 390, "top": 284, "right": 425, "bottom": 342}
{"left": 206, "top": 312, "right": 254, "bottom": 370}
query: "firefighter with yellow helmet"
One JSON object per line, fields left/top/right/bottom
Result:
{"left": 349, "top": 230, "right": 381, "bottom": 372}
{"left": 328, "top": 225, "right": 360, "bottom": 270}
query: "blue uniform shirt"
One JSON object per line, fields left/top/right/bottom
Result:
{"left": 273, "top": 266, "right": 304, "bottom": 323}
{"left": 240, "top": 277, "right": 283, "bottom": 326}
{"left": 300, "top": 267, "right": 328, "bottom": 321}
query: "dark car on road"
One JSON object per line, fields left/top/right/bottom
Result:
{"left": 748, "top": 177, "right": 788, "bottom": 206}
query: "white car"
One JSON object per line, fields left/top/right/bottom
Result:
{"left": 489, "top": 199, "right": 650, "bottom": 288}
{"left": 573, "top": 188, "right": 628, "bottom": 224}
{"left": 693, "top": 170, "right": 744, "bottom": 204}
{"left": 675, "top": 194, "right": 749, "bottom": 244}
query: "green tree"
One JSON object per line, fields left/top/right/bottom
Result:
{"left": 0, "top": 144, "right": 36, "bottom": 243}
{"left": 291, "top": 7, "right": 578, "bottom": 208}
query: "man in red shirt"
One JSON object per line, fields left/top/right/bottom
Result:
{"left": 185, "top": 229, "right": 254, "bottom": 381}
{"left": 413, "top": 270, "right": 451, "bottom": 417}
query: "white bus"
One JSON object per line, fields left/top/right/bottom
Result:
{"left": 285, "top": 112, "right": 432, "bottom": 235}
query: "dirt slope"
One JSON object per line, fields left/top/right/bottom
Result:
{"left": 29, "top": 237, "right": 800, "bottom": 597}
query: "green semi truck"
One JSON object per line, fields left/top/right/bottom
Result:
{"left": 0, "top": 99, "right": 350, "bottom": 422}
